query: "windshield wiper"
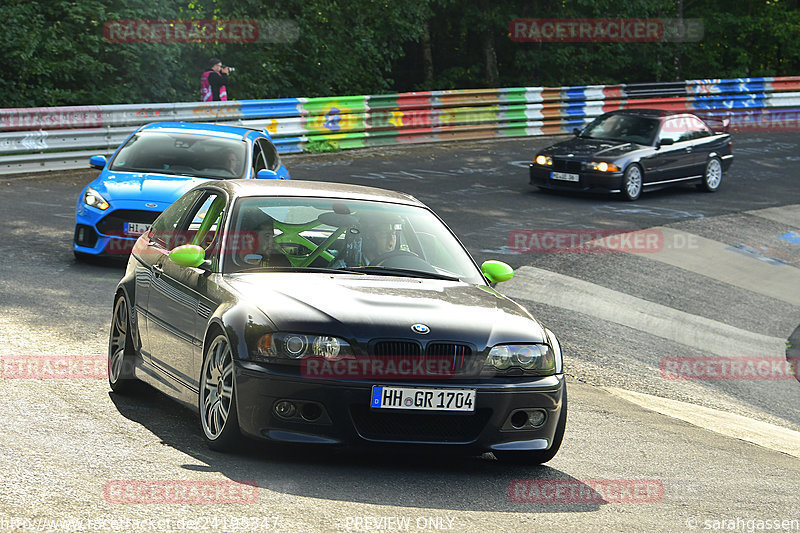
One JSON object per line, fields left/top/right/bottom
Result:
{"left": 338, "top": 266, "right": 460, "bottom": 281}
{"left": 235, "top": 266, "right": 366, "bottom": 274}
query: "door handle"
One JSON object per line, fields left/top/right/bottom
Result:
{"left": 686, "top": 147, "right": 693, "bottom": 153}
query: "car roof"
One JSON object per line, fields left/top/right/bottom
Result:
{"left": 202, "top": 179, "right": 424, "bottom": 207}
{"left": 138, "top": 121, "right": 266, "bottom": 140}
{"left": 604, "top": 108, "right": 689, "bottom": 118}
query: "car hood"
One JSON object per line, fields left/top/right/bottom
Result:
{"left": 226, "top": 274, "right": 547, "bottom": 348}
{"left": 544, "top": 136, "right": 648, "bottom": 159}
{"left": 90, "top": 171, "right": 212, "bottom": 202}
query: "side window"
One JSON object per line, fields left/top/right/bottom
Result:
{"left": 257, "top": 139, "right": 279, "bottom": 170}
{"left": 659, "top": 118, "right": 684, "bottom": 143}
{"left": 150, "top": 190, "right": 204, "bottom": 248}
{"left": 685, "top": 116, "right": 712, "bottom": 140}
{"left": 181, "top": 192, "right": 227, "bottom": 253}
{"left": 252, "top": 143, "right": 267, "bottom": 174}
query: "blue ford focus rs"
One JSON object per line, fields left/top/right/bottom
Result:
{"left": 74, "top": 122, "right": 290, "bottom": 259}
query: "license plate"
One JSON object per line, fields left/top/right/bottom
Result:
{"left": 370, "top": 386, "right": 476, "bottom": 412}
{"left": 551, "top": 171, "right": 580, "bottom": 182}
{"left": 124, "top": 222, "right": 151, "bottom": 235}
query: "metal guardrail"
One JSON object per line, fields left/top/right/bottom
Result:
{"left": 2, "top": 76, "right": 799, "bottom": 174}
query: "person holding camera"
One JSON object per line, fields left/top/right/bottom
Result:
{"left": 200, "top": 58, "right": 234, "bottom": 101}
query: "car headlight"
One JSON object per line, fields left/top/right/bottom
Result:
{"left": 535, "top": 155, "right": 553, "bottom": 166}
{"left": 84, "top": 187, "right": 110, "bottom": 210}
{"left": 254, "top": 332, "right": 353, "bottom": 362}
{"left": 585, "top": 161, "right": 620, "bottom": 172}
{"left": 484, "top": 344, "right": 555, "bottom": 375}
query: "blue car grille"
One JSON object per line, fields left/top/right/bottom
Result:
{"left": 96, "top": 209, "right": 161, "bottom": 236}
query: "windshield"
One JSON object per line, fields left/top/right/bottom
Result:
{"left": 580, "top": 114, "right": 659, "bottom": 145}
{"left": 222, "top": 196, "right": 485, "bottom": 284}
{"left": 109, "top": 131, "right": 247, "bottom": 179}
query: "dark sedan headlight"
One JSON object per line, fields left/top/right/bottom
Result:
{"left": 534, "top": 155, "right": 553, "bottom": 166}
{"left": 584, "top": 161, "right": 620, "bottom": 172}
{"left": 83, "top": 187, "right": 111, "bottom": 210}
{"left": 254, "top": 332, "right": 353, "bottom": 362}
{"left": 483, "top": 344, "right": 555, "bottom": 376}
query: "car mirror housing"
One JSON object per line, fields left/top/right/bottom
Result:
{"left": 481, "top": 260, "right": 514, "bottom": 284}
{"left": 169, "top": 244, "right": 207, "bottom": 268}
{"left": 657, "top": 138, "right": 675, "bottom": 147}
{"left": 572, "top": 128, "right": 581, "bottom": 136}
{"left": 256, "top": 169, "right": 280, "bottom": 180}
{"left": 89, "top": 155, "right": 107, "bottom": 169}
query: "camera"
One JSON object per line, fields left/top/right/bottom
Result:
{"left": 223, "top": 66, "right": 235, "bottom": 72}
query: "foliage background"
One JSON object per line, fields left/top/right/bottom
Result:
{"left": 1, "top": 0, "right": 799, "bottom": 107}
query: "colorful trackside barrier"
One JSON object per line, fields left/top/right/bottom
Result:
{"left": 1, "top": 76, "right": 799, "bottom": 174}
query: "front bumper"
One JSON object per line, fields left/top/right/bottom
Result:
{"left": 74, "top": 199, "right": 165, "bottom": 256}
{"left": 529, "top": 164, "right": 624, "bottom": 194}
{"left": 234, "top": 361, "right": 566, "bottom": 453}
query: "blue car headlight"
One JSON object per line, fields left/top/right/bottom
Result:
{"left": 484, "top": 344, "right": 555, "bottom": 375}
{"left": 84, "top": 187, "right": 111, "bottom": 210}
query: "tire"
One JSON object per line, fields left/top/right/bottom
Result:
{"left": 698, "top": 157, "right": 723, "bottom": 192}
{"left": 200, "top": 332, "right": 241, "bottom": 451}
{"left": 494, "top": 384, "right": 567, "bottom": 465}
{"left": 108, "top": 295, "right": 137, "bottom": 393}
{"left": 621, "top": 164, "right": 643, "bottom": 201}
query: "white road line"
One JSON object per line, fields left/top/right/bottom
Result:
{"left": 640, "top": 227, "right": 800, "bottom": 306}
{"left": 605, "top": 387, "right": 800, "bottom": 459}
{"left": 503, "top": 266, "right": 786, "bottom": 357}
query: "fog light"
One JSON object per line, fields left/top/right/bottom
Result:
{"left": 273, "top": 400, "right": 296, "bottom": 419}
{"left": 528, "top": 410, "right": 546, "bottom": 427}
{"left": 510, "top": 411, "right": 529, "bottom": 429}
{"left": 300, "top": 403, "right": 322, "bottom": 422}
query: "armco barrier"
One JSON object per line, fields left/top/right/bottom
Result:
{"left": 1, "top": 76, "right": 798, "bottom": 174}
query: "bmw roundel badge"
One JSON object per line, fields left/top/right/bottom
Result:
{"left": 411, "top": 323, "right": 430, "bottom": 335}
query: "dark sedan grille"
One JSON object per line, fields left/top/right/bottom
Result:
{"left": 96, "top": 209, "right": 161, "bottom": 236}
{"left": 350, "top": 406, "right": 491, "bottom": 443}
{"left": 373, "top": 341, "right": 421, "bottom": 356}
{"left": 552, "top": 159, "right": 582, "bottom": 173}
{"left": 370, "top": 341, "right": 477, "bottom": 376}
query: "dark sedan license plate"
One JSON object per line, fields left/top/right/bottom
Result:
{"left": 551, "top": 171, "right": 580, "bottom": 182}
{"left": 370, "top": 386, "right": 475, "bottom": 412}
{"left": 124, "top": 222, "right": 151, "bottom": 235}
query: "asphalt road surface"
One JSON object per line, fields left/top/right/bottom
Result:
{"left": 0, "top": 133, "right": 798, "bottom": 532}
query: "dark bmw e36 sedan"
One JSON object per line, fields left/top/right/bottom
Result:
{"left": 529, "top": 108, "right": 733, "bottom": 200}
{"left": 108, "top": 179, "right": 566, "bottom": 463}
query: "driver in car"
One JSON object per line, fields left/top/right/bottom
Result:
{"left": 329, "top": 216, "right": 399, "bottom": 268}
{"left": 362, "top": 222, "right": 397, "bottom": 264}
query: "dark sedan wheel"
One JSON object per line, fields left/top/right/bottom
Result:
{"left": 108, "top": 296, "right": 136, "bottom": 393}
{"left": 621, "top": 164, "right": 643, "bottom": 201}
{"left": 494, "top": 386, "right": 567, "bottom": 465}
{"left": 200, "top": 333, "right": 241, "bottom": 451}
{"left": 699, "top": 157, "right": 723, "bottom": 192}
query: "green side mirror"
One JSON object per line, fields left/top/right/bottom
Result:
{"left": 481, "top": 260, "right": 514, "bottom": 283}
{"left": 169, "top": 244, "right": 206, "bottom": 268}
